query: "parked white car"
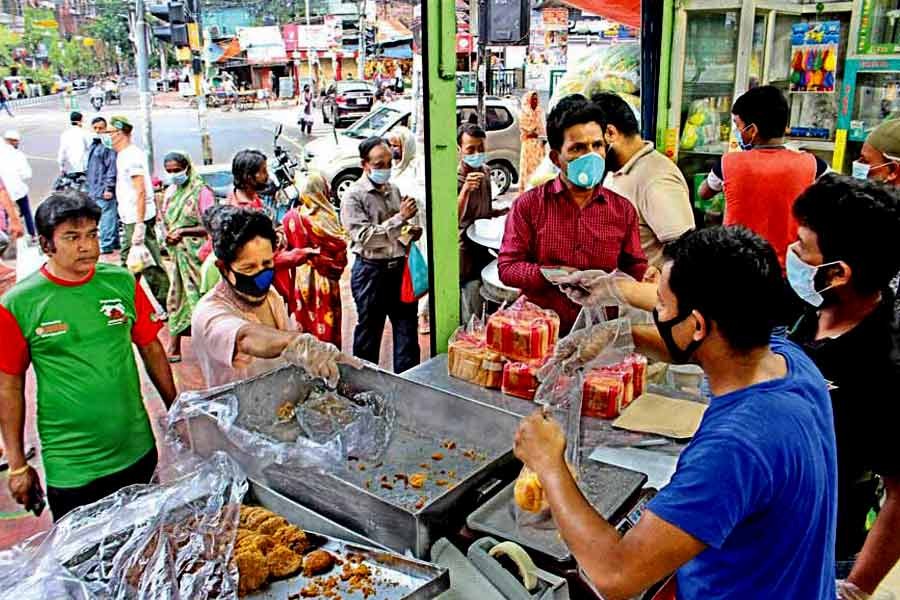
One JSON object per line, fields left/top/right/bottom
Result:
{"left": 303, "top": 96, "right": 521, "bottom": 204}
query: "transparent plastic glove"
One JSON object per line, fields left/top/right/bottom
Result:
{"left": 131, "top": 221, "right": 146, "bottom": 246}
{"left": 837, "top": 581, "right": 870, "bottom": 600}
{"left": 281, "top": 333, "right": 364, "bottom": 388}
{"left": 125, "top": 243, "right": 154, "bottom": 273}
{"left": 557, "top": 269, "right": 633, "bottom": 307}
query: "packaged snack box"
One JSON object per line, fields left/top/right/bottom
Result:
{"left": 487, "top": 297, "right": 560, "bottom": 362}
{"left": 448, "top": 329, "right": 505, "bottom": 389}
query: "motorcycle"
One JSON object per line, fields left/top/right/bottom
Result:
{"left": 269, "top": 124, "right": 304, "bottom": 222}
{"left": 89, "top": 87, "right": 104, "bottom": 111}
{"left": 53, "top": 172, "right": 89, "bottom": 195}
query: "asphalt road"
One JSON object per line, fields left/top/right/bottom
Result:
{"left": 1, "top": 86, "right": 334, "bottom": 203}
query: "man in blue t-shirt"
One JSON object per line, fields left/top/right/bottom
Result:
{"left": 515, "top": 227, "right": 837, "bottom": 600}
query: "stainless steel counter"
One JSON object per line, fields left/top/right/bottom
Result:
{"left": 402, "top": 355, "right": 687, "bottom": 457}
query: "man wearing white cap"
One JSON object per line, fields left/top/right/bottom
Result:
{"left": 0, "top": 129, "right": 34, "bottom": 237}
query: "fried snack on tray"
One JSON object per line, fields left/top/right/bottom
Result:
{"left": 256, "top": 515, "right": 289, "bottom": 535}
{"left": 303, "top": 549, "right": 337, "bottom": 577}
{"left": 236, "top": 548, "right": 270, "bottom": 596}
{"left": 409, "top": 472, "right": 427, "bottom": 488}
{"left": 237, "top": 533, "right": 278, "bottom": 556}
{"left": 267, "top": 544, "right": 304, "bottom": 578}
{"left": 272, "top": 524, "right": 312, "bottom": 555}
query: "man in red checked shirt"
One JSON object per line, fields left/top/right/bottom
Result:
{"left": 499, "top": 95, "right": 647, "bottom": 333}
{"left": 0, "top": 191, "right": 176, "bottom": 521}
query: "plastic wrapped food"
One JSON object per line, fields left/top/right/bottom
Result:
{"left": 486, "top": 297, "right": 560, "bottom": 362}
{"left": 502, "top": 359, "right": 546, "bottom": 401}
{"left": 296, "top": 389, "right": 396, "bottom": 461}
{"left": 549, "top": 43, "right": 641, "bottom": 119}
{"left": 625, "top": 353, "right": 648, "bottom": 401}
{"left": 582, "top": 368, "right": 627, "bottom": 419}
{"left": 0, "top": 453, "right": 247, "bottom": 600}
{"left": 448, "top": 327, "right": 505, "bottom": 388}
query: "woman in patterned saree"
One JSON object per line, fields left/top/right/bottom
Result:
{"left": 161, "top": 151, "right": 215, "bottom": 361}
{"left": 282, "top": 172, "right": 348, "bottom": 346}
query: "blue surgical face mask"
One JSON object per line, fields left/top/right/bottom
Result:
{"left": 101, "top": 134, "right": 113, "bottom": 150}
{"left": 368, "top": 168, "right": 391, "bottom": 185}
{"left": 786, "top": 243, "right": 840, "bottom": 307}
{"left": 565, "top": 152, "right": 605, "bottom": 188}
{"left": 230, "top": 267, "right": 275, "bottom": 298}
{"left": 852, "top": 159, "right": 894, "bottom": 181}
{"left": 172, "top": 171, "right": 188, "bottom": 186}
{"left": 738, "top": 123, "right": 755, "bottom": 151}
{"left": 462, "top": 152, "right": 486, "bottom": 169}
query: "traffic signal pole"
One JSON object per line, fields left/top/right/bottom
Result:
{"left": 191, "top": 0, "right": 213, "bottom": 165}
{"left": 135, "top": 0, "right": 155, "bottom": 169}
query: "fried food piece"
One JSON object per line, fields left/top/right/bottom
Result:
{"left": 237, "top": 533, "right": 277, "bottom": 556}
{"left": 514, "top": 468, "right": 546, "bottom": 513}
{"left": 409, "top": 472, "right": 427, "bottom": 488}
{"left": 245, "top": 508, "right": 277, "bottom": 530}
{"left": 431, "top": 452, "right": 444, "bottom": 461}
{"left": 303, "top": 549, "right": 336, "bottom": 577}
{"left": 235, "top": 548, "right": 269, "bottom": 596}
{"left": 239, "top": 506, "right": 266, "bottom": 528}
{"left": 256, "top": 515, "right": 289, "bottom": 536}
{"left": 266, "top": 544, "right": 303, "bottom": 578}
{"left": 275, "top": 400, "right": 296, "bottom": 422}
{"left": 236, "top": 528, "right": 256, "bottom": 544}
{"left": 272, "top": 524, "right": 311, "bottom": 555}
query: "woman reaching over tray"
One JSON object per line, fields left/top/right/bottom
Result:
{"left": 191, "top": 205, "right": 361, "bottom": 388}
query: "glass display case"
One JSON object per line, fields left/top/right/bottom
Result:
{"left": 857, "top": 0, "right": 900, "bottom": 55}
{"left": 760, "top": 8, "right": 852, "bottom": 163}
{"left": 836, "top": 57, "right": 900, "bottom": 171}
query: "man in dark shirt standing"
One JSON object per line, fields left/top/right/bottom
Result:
{"left": 498, "top": 95, "right": 646, "bottom": 332}
{"left": 86, "top": 116, "right": 118, "bottom": 254}
{"left": 457, "top": 123, "right": 507, "bottom": 322}
{"left": 787, "top": 175, "right": 900, "bottom": 599}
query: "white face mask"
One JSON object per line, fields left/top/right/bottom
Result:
{"left": 786, "top": 242, "right": 840, "bottom": 307}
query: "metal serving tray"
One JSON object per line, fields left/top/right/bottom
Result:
{"left": 466, "top": 460, "right": 647, "bottom": 563}
{"left": 245, "top": 481, "right": 449, "bottom": 600}
{"left": 181, "top": 364, "right": 523, "bottom": 558}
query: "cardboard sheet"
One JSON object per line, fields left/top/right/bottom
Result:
{"left": 612, "top": 392, "right": 707, "bottom": 440}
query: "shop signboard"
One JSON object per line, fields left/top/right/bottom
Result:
{"left": 237, "top": 26, "right": 288, "bottom": 64}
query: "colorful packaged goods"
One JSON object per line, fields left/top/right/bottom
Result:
{"left": 486, "top": 297, "right": 560, "bottom": 362}
{"left": 582, "top": 368, "right": 627, "bottom": 419}
{"left": 502, "top": 359, "right": 547, "bottom": 401}
{"left": 624, "top": 353, "right": 648, "bottom": 403}
{"left": 448, "top": 329, "right": 505, "bottom": 389}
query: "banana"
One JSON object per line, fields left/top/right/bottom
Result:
{"left": 489, "top": 541, "right": 539, "bottom": 591}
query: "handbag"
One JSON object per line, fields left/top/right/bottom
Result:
{"left": 400, "top": 242, "right": 428, "bottom": 303}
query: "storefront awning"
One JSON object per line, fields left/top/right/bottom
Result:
{"left": 562, "top": 0, "right": 639, "bottom": 29}
{"left": 381, "top": 44, "right": 413, "bottom": 59}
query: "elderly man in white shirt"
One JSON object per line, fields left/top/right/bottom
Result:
{"left": 57, "top": 111, "right": 91, "bottom": 176}
{"left": 0, "top": 129, "right": 34, "bottom": 237}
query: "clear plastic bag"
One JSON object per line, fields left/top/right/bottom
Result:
{"left": 165, "top": 388, "right": 343, "bottom": 484}
{"left": 0, "top": 453, "right": 247, "bottom": 600}
{"left": 296, "top": 389, "right": 396, "bottom": 461}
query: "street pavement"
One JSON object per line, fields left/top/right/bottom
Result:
{"left": 1, "top": 86, "right": 336, "bottom": 203}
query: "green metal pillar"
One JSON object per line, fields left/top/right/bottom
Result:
{"left": 422, "top": 0, "right": 459, "bottom": 354}
{"left": 656, "top": 0, "right": 675, "bottom": 149}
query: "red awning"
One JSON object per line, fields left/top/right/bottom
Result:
{"left": 562, "top": 0, "right": 640, "bottom": 29}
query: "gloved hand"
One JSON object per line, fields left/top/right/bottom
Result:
{"left": 556, "top": 269, "right": 633, "bottom": 307}
{"left": 539, "top": 322, "right": 618, "bottom": 378}
{"left": 281, "top": 333, "right": 365, "bottom": 388}
{"left": 837, "top": 581, "right": 871, "bottom": 600}
{"left": 131, "top": 222, "right": 146, "bottom": 246}
{"left": 126, "top": 244, "right": 155, "bottom": 273}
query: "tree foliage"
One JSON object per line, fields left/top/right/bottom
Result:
{"left": 86, "top": 0, "right": 134, "bottom": 67}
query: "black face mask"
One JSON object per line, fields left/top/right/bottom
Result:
{"left": 653, "top": 308, "right": 703, "bottom": 365}
{"left": 228, "top": 267, "right": 274, "bottom": 300}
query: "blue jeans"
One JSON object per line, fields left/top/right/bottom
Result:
{"left": 350, "top": 257, "right": 420, "bottom": 373}
{"left": 95, "top": 197, "right": 120, "bottom": 252}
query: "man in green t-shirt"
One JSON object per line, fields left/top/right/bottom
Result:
{"left": 0, "top": 191, "right": 177, "bottom": 520}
